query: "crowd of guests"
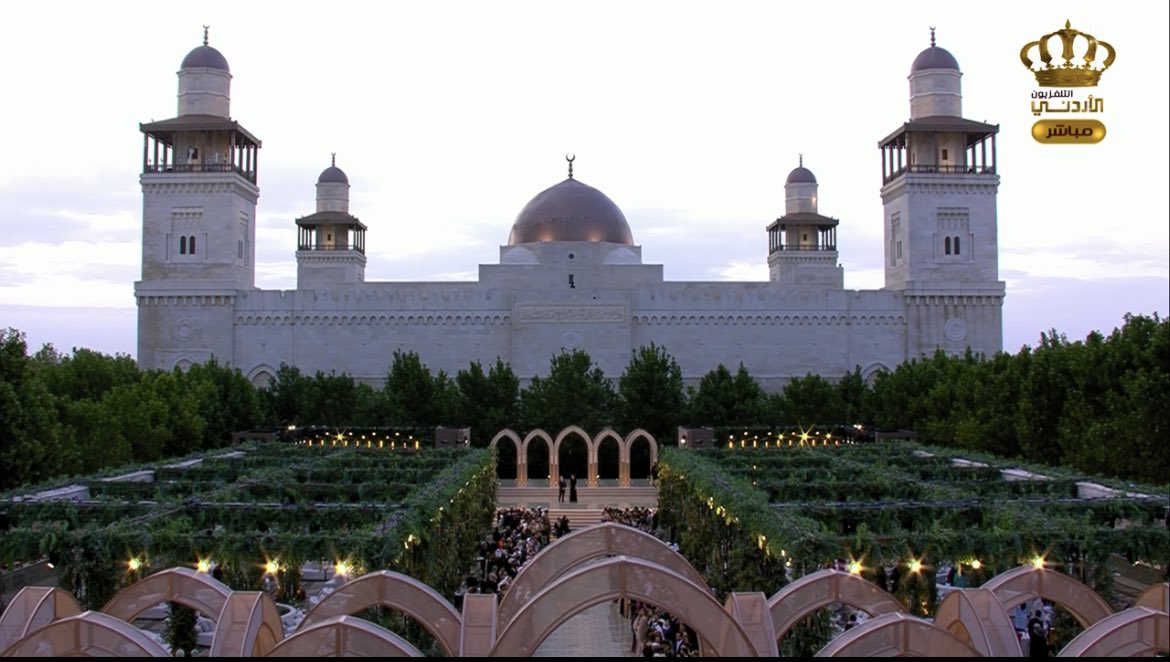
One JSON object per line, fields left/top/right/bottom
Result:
{"left": 458, "top": 507, "right": 551, "bottom": 599}
{"left": 600, "top": 506, "right": 658, "bottom": 534}
{"left": 624, "top": 601, "right": 697, "bottom": 657}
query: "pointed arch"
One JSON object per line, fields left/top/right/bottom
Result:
{"left": 815, "top": 611, "right": 979, "bottom": 657}
{"left": 552, "top": 426, "right": 590, "bottom": 485}
{"left": 0, "top": 587, "right": 82, "bottom": 652}
{"left": 982, "top": 565, "right": 1113, "bottom": 628}
{"left": 492, "top": 555, "right": 757, "bottom": 657}
{"left": 102, "top": 567, "right": 232, "bottom": 625}
{"left": 269, "top": 615, "right": 422, "bottom": 657}
{"left": 933, "top": 587, "right": 1022, "bottom": 657}
{"left": 208, "top": 591, "right": 283, "bottom": 657}
{"left": 497, "top": 522, "right": 708, "bottom": 628}
{"left": 1, "top": 610, "right": 170, "bottom": 657}
{"left": 247, "top": 363, "right": 277, "bottom": 389}
{"left": 592, "top": 427, "right": 623, "bottom": 485}
{"left": 623, "top": 429, "right": 658, "bottom": 485}
{"left": 552, "top": 425, "right": 592, "bottom": 457}
{"left": 522, "top": 429, "right": 554, "bottom": 485}
{"left": 489, "top": 429, "right": 523, "bottom": 485}
{"left": 298, "top": 570, "right": 461, "bottom": 657}
{"left": 1058, "top": 606, "right": 1169, "bottom": 657}
{"left": 769, "top": 569, "right": 904, "bottom": 643}
{"left": 859, "top": 361, "right": 890, "bottom": 386}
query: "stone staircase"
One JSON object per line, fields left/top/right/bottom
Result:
{"left": 496, "top": 484, "right": 657, "bottom": 530}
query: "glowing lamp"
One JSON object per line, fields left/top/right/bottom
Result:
{"left": 128, "top": 558, "right": 141, "bottom": 572}
{"left": 265, "top": 559, "right": 279, "bottom": 575}
{"left": 197, "top": 559, "right": 211, "bottom": 573}
{"left": 849, "top": 561, "right": 862, "bottom": 575}
{"left": 909, "top": 559, "right": 922, "bottom": 574}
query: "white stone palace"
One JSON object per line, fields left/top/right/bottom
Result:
{"left": 136, "top": 29, "right": 1003, "bottom": 389}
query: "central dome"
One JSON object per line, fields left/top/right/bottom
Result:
{"left": 181, "top": 44, "right": 230, "bottom": 72}
{"left": 508, "top": 178, "right": 634, "bottom": 245}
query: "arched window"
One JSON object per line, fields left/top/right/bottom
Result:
{"left": 953, "top": 236, "right": 961, "bottom": 255}
{"left": 189, "top": 236, "right": 196, "bottom": 254}
{"left": 944, "top": 236, "right": 952, "bottom": 255}
{"left": 179, "top": 236, "right": 187, "bottom": 255}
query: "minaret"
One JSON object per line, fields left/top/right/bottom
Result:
{"left": 296, "top": 156, "right": 367, "bottom": 287}
{"left": 878, "top": 29, "right": 1004, "bottom": 357}
{"left": 135, "top": 28, "right": 261, "bottom": 369}
{"left": 765, "top": 156, "right": 843, "bottom": 288}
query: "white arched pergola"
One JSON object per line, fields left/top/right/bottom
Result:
{"left": 488, "top": 427, "right": 658, "bottom": 487}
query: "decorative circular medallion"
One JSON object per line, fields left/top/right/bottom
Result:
{"left": 173, "top": 317, "right": 195, "bottom": 342}
{"left": 561, "top": 331, "right": 582, "bottom": 349}
{"left": 944, "top": 318, "right": 968, "bottom": 342}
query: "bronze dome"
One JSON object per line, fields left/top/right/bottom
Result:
{"left": 786, "top": 166, "right": 817, "bottom": 184}
{"left": 910, "top": 45, "right": 959, "bottom": 73}
{"left": 181, "top": 45, "right": 230, "bottom": 72}
{"left": 507, "top": 178, "right": 634, "bottom": 245}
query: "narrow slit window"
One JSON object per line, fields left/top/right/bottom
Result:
{"left": 179, "top": 236, "right": 187, "bottom": 254}
{"left": 954, "top": 236, "right": 961, "bottom": 254}
{"left": 944, "top": 236, "right": 952, "bottom": 255}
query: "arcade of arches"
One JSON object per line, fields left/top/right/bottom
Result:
{"left": 489, "top": 426, "right": 658, "bottom": 486}
{"left": 2, "top": 522, "right": 1166, "bottom": 657}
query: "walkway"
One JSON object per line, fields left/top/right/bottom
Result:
{"left": 534, "top": 601, "right": 635, "bottom": 657}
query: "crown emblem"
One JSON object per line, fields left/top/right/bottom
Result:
{"left": 1020, "top": 20, "right": 1114, "bottom": 87}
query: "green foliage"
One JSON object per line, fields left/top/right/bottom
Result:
{"left": 617, "top": 343, "right": 686, "bottom": 442}
{"left": 383, "top": 350, "right": 440, "bottom": 427}
{"left": 164, "top": 602, "right": 198, "bottom": 657}
{"left": 688, "top": 363, "right": 765, "bottom": 427}
{"left": 1, "top": 442, "right": 498, "bottom": 650}
{"left": 775, "top": 372, "right": 840, "bottom": 426}
{"left": 457, "top": 359, "right": 521, "bottom": 447}
{"left": 0, "top": 329, "right": 63, "bottom": 490}
{"left": 521, "top": 349, "right": 616, "bottom": 433}
{"left": 0, "top": 311, "right": 1166, "bottom": 498}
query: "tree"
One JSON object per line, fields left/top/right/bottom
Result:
{"left": 0, "top": 328, "right": 63, "bottom": 490}
{"left": 184, "top": 358, "right": 263, "bottom": 447}
{"left": 521, "top": 349, "right": 616, "bottom": 433}
{"left": 835, "top": 367, "right": 872, "bottom": 426}
{"left": 779, "top": 373, "right": 840, "bottom": 426}
{"left": 688, "top": 363, "right": 764, "bottom": 428}
{"left": 265, "top": 363, "right": 311, "bottom": 427}
{"left": 456, "top": 359, "right": 520, "bottom": 446}
{"left": 617, "top": 343, "right": 686, "bottom": 442}
{"left": 383, "top": 350, "right": 438, "bottom": 427}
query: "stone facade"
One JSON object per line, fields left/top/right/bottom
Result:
{"left": 135, "top": 36, "right": 1004, "bottom": 390}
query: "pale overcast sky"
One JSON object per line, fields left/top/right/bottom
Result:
{"left": 1, "top": 0, "right": 1166, "bottom": 360}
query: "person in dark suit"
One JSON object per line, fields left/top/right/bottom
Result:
{"left": 558, "top": 476, "right": 566, "bottom": 503}
{"left": 569, "top": 473, "right": 578, "bottom": 503}
{"left": 1028, "top": 609, "right": 1049, "bottom": 657}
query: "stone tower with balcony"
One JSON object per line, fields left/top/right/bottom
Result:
{"left": 766, "top": 156, "right": 843, "bottom": 289}
{"left": 135, "top": 29, "right": 261, "bottom": 370}
{"left": 296, "top": 156, "right": 367, "bottom": 288}
{"left": 879, "top": 29, "right": 1004, "bottom": 358}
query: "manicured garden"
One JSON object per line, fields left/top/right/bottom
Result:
{"left": 0, "top": 441, "right": 497, "bottom": 615}
{"left": 657, "top": 439, "right": 1169, "bottom": 654}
